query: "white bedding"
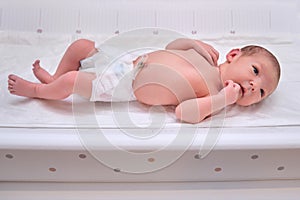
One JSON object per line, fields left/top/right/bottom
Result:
{"left": 0, "top": 32, "right": 300, "bottom": 129}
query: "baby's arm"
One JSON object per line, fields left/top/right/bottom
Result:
{"left": 175, "top": 80, "right": 241, "bottom": 124}
{"left": 165, "top": 38, "right": 219, "bottom": 66}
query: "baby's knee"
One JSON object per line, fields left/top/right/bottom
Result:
{"left": 71, "top": 39, "right": 94, "bottom": 50}
{"left": 68, "top": 39, "right": 96, "bottom": 59}
{"left": 61, "top": 71, "right": 78, "bottom": 87}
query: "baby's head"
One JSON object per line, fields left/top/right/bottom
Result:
{"left": 220, "top": 45, "right": 280, "bottom": 106}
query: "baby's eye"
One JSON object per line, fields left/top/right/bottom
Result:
{"left": 252, "top": 66, "right": 259, "bottom": 75}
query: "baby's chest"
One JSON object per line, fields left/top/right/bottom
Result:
{"left": 137, "top": 62, "right": 211, "bottom": 98}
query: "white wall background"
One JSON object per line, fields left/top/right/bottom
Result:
{"left": 0, "top": 0, "right": 298, "bottom": 37}
{"left": 298, "top": 0, "right": 300, "bottom": 33}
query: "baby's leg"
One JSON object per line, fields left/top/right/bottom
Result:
{"left": 33, "top": 39, "right": 97, "bottom": 84}
{"left": 8, "top": 71, "right": 96, "bottom": 100}
{"left": 53, "top": 39, "right": 97, "bottom": 78}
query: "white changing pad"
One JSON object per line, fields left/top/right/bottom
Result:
{"left": 0, "top": 32, "right": 300, "bottom": 129}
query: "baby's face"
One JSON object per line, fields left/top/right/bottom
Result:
{"left": 222, "top": 53, "right": 278, "bottom": 106}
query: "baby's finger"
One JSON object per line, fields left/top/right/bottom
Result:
{"left": 224, "top": 80, "right": 233, "bottom": 87}
{"left": 233, "top": 82, "right": 241, "bottom": 90}
{"left": 211, "top": 48, "right": 219, "bottom": 65}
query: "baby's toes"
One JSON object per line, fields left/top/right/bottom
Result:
{"left": 32, "top": 60, "right": 41, "bottom": 68}
{"left": 8, "top": 74, "right": 18, "bottom": 82}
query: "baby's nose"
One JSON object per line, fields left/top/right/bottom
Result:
{"left": 250, "top": 81, "right": 258, "bottom": 92}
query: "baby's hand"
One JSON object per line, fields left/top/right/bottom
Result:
{"left": 195, "top": 40, "right": 219, "bottom": 66}
{"left": 220, "top": 80, "right": 242, "bottom": 105}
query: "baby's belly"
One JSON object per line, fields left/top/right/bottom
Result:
{"left": 132, "top": 50, "right": 209, "bottom": 105}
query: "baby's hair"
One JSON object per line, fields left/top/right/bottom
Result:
{"left": 240, "top": 45, "right": 281, "bottom": 84}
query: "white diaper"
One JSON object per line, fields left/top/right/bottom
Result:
{"left": 80, "top": 50, "right": 149, "bottom": 102}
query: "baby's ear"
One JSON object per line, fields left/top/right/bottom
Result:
{"left": 226, "top": 48, "right": 241, "bottom": 63}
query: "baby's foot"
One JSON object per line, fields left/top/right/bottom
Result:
{"left": 32, "top": 60, "right": 54, "bottom": 84}
{"left": 8, "top": 74, "right": 39, "bottom": 98}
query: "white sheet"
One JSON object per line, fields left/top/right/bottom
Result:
{"left": 0, "top": 32, "right": 300, "bottom": 129}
